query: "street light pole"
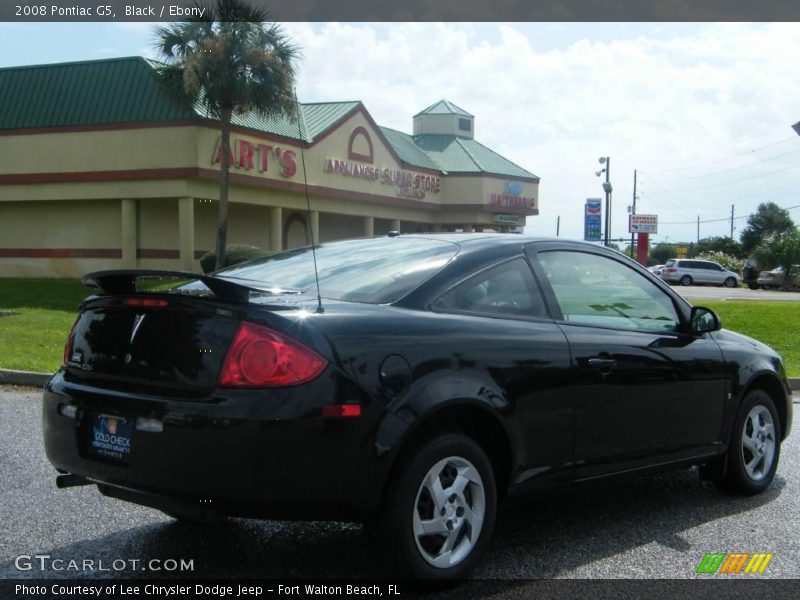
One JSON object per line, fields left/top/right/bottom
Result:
{"left": 598, "top": 157, "right": 612, "bottom": 247}
{"left": 630, "top": 169, "right": 637, "bottom": 257}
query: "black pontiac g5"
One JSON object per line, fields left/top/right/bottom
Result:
{"left": 44, "top": 235, "right": 793, "bottom": 578}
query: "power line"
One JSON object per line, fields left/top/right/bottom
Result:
{"left": 643, "top": 161, "right": 800, "bottom": 194}
{"left": 642, "top": 147, "right": 800, "bottom": 183}
{"left": 658, "top": 203, "right": 800, "bottom": 225}
{"left": 645, "top": 136, "right": 799, "bottom": 174}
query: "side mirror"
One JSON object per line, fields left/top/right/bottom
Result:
{"left": 690, "top": 306, "right": 722, "bottom": 335}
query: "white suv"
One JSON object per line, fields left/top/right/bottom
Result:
{"left": 661, "top": 259, "right": 741, "bottom": 287}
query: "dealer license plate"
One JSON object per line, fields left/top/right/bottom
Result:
{"left": 89, "top": 414, "right": 133, "bottom": 460}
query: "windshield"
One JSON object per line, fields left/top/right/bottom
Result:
{"left": 209, "top": 237, "right": 459, "bottom": 304}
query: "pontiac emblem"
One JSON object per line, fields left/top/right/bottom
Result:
{"left": 130, "top": 314, "right": 146, "bottom": 344}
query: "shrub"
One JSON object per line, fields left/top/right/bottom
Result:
{"left": 199, "top": 244, "right": 269, "bottom": 274}
{"left": 695, "top": 251, "right": 744, "bottom": 275}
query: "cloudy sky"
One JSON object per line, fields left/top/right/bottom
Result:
{"left": 2, "top": 21, "right": 799, "bottom": 244}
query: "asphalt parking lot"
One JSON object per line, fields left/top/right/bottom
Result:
{"left": 1, "top": 385, "right": 798, "bottom": 588}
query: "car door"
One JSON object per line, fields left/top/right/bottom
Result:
{"left": 708, "top": 262, "right": 726, "bottom": 284}
{"left": 526, "top": 244, "right": 728, "bottom": 480}
{"left": 684, "top": 260, "right": 705, "bottom": 284}
{"left": 430, "top": 256, "right": 574, "bottom": 488}
{"left": 691, "top": 261, "right": 709, "bottom": 284}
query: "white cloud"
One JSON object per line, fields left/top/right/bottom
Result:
{"left": 284, "top": 22, "right": 800, "bottom": 243}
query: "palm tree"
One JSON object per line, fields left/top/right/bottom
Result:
{"left": 153, "top": 0, "right": 299, "bottom": 270}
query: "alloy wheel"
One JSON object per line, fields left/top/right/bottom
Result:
{"left": 741, "top": 405, "right": 776, "bottom": 481}
{"left": 412, "top": 456, "right": 486, "bottom": 569}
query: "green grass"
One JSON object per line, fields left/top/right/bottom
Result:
{"left": 0, "top": 279, "right": 798, "bottom": 378}
{"left": 703, "top": 301, "right": 800, "bottom": 376}
{"left": 0, "top": 279, "right": 88, "bottom": 373}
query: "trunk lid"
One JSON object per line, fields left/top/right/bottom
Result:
{"left": 65, "top": 296, "right": 240, "bottom": 393}
{"left": 63, "top": 270, "right": 309, "bottom": 394}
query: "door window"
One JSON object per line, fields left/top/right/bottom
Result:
{"left": 432, "top": 258, "right": 548, "bottom": 319}
{"left": 537, "top": 251, "right": 680, "bottom": 332}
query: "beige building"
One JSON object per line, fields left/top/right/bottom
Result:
{"left": 0, "top": 57, "right": 540, "bottom": 278}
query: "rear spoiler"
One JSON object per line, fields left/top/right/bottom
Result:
{"left": 81, "top": 270, "right": 304, "bottom": 304}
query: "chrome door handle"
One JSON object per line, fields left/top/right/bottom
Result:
{"left": 587, "top": 358, "right": 617, "bottom": 369}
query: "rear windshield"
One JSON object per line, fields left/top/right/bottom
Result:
{"left": 665, "top": 259, "right": 676, "bottom": 267}
{"left": 212, "top": 237, "right": 459, "bottom": 303}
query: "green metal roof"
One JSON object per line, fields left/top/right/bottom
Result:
{"left": 0, "top": 57, "right": 355, "bottom": 143}
{"left": 378, "top": 127, "right": 440, "bottom": 171}
{"left": 0, "top": 57, "right": 196, "bottom": 129}
{"left": 301, "top": 102, "right": 360, "bottom": 140}
{"left": 414, "top": 99, "right": 473, "bottom": 118}
{"left": 0, "top": 57, "right": 537, "bottom": 180}
{"left": 413, "top": 135, "right": 539, "bottom": 180}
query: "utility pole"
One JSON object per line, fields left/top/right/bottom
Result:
{"left": 603, "top": 158, "right": 611, "bottom": 247}
{"left": 730, "top": 204, "right": 735, "bottom": 239}
{"left": 556, "top": 215, "right": 560, "bottom": 237}
{"left": 630, "top": 169, "right": 637, "bottom": 258}
{"left": 697, "top": 215, "right": 700, "bottom": 244}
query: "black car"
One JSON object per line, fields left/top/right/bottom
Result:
{"left": 43, "top": 235, "right": 793, "bottom": 579}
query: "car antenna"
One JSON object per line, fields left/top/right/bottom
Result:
{"left": 294, "top": 88, "right": 324, "bottom": 314}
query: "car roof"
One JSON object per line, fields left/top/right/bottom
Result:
{"left": 398, "top": 233, "right": 610, "bottom": 251}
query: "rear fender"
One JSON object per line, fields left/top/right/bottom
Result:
{"left": 374, "top": 370, "right": 521, "bottom": 474}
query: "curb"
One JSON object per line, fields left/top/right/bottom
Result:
{"left": 1, "top": 368, "right": 798, "bottom": 390}
{"left": 0, "top": 369, "right": 51, "bottom": 387}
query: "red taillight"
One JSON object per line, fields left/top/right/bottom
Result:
{"left": 123, "top": 297, "right": 168, "bottom": 307}
{"left": 322, "top": 404, "right": 362, "bottom": 418}
{"left": 665, "top": 268, "right": 677, "bottom": 273}
{"left": 219, "top": 321, "right": 328, "bottom": 387}
{"left": 63, "top": 318, "right": 79, "bottom": 366}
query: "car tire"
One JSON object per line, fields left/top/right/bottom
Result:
{"left": 717, "top": 389, "right": 781, "bottom": 496}
{"left": 680, "top": 275, "right": 693, "bottom": 286}
{"left": 724, "top": 277, "right": 737, "bottom": 288}
{"left": 379, "top": 433, "right": 497, "bottom": 579}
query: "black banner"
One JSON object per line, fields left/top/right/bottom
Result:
{"left": 2, "top": 579, "right": 800, "bottom": 600}
{"left": 2, "top": 0, "right": 800, "bottom": 22}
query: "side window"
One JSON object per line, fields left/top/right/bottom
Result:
{"left": 536, "top": 251, "right": 680, "bottom": 332}
{"left": 432, "top": 258, "right": 548, "bottom": 318}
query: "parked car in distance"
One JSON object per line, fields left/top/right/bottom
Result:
{"left": 757, "top": 266, "right": 785, "bottom": 290}
{"left": 661, "top": 258, "right": 741, "bottom": 287}
{"left": 43, "top": 235, "right": 792, "bottom": 579}
{"left": 648, "top": 264, "right": 665, "bottom": 277}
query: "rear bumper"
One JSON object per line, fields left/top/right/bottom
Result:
{"left": 42, "top": 371, "right": 388, "bottom": 520}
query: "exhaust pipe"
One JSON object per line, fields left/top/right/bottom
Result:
{"left": 56, "top": 474, "right": 92, "bottom": 488}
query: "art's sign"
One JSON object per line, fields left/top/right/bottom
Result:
{"left": 212, "top": 138, "right": 297, "bottom": 178}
